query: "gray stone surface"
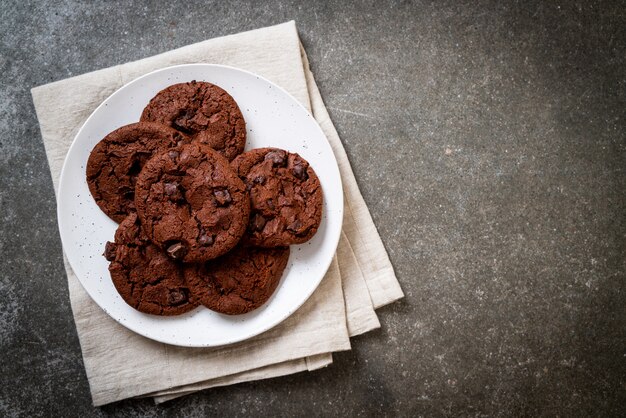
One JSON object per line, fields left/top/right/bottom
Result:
{"left": 1, "top": 0, "right": 625, "bottom": 416}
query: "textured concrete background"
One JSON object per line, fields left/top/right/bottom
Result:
{"left": 1, "top": 0, "right": 625, "bottom": 416}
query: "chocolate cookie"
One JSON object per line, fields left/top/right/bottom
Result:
{"left": 135, "top": 142, "right": 250, "bottom": 263}
{"left": 86, "top": 122, "right": 188, "bottom": 223}
{"left": 231, "top": 148, "right": 323, "bottom": 247}
{"left": 104, "top": 213, "right": 198, "bottom": 315}
{"left": 140, "top": 81, "right": 246, "bottom": 161}
{"left": 185, "top": 244, "right": 290, "bottom": 315}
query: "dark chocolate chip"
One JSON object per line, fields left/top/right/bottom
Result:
{"left": 128, "top": 159, "right": 142, "bottom": 176}
{"left": 127, "top": 153, "right": 151, "bottom": 177}
{"left": 264, "top": 150, "right": 287, "bottom": 166}
{"left": 267, "top": 199, "right": 275, "bottom": 210}
{"left": 103, "top": 241, "right": 116, "bottom": 261}
{"left": 167, "top": 289, "right": 188, "bottom": 306}
{"left": 164, "top": 182, "right": 178, "bottom": 196}
{"left": 166, "top": 242, "right": 186, "bottom": 259}
{"left": 173, "top": 110, "right": 194, "bottom": 134}
{"left": 293, "top": 164, "right": 308, "bottom": 180}
{"left": 251, "top": 213, "right": 267, "bottom": 231}
{"left": 253, "top": 175, "right": 266, "bottom": 185}
{"left": 198, "top": 233, "right": 214, "bottom": 246}
{"left": 286, "top": 220, "right": 303, "bottom": 233}
{"left": 214, "top": 189, "right": 232, "bottom": 206}
{"left": 121, "top": 188, "right": 135, "bottom": 200}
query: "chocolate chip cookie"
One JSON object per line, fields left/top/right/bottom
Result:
{"left": 185, "top": 244, "right": 290, "bottom": 315}
{"left": 231, "top": 148, "right": 323, "bottom": 247}
{"left": 104, "top": 213, "right": 198, "bottom": 315}
{"left": 140, "top": 81, "right": 246, "bottom": 161}
{"left": 135, "top": 142, "right": 250, "bottom": 263}
{"left": 86, "top": 122, "right": 188, "bottom": 223}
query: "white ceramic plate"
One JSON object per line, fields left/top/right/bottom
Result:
{"left": 57, "top": 64, "right": 343, "bottom": 347}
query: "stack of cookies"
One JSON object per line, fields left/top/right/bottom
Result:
{"left": 86, "top": 81, "right": 323, "bottom": 316}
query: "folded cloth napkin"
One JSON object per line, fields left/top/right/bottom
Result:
{"left": 31, "top": 21, "right": 403, "bottom": 406}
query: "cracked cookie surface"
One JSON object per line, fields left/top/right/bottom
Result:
{"left": 104, "top": 213, "right": 198, "bottom": 315}
{"left": 86, "top": 122, "right": 188, "bottom": 223}
{"left": 231, "top": 148, "right": 323, "bottom": 247}
{"left": 140, "top": 81, "right": 246, "bottom": 161}
{"left": 185, "top": 244, "right": 290, "bottom": 315}
{"left": 135, "top": 142, "right": 250, "bottom": 263}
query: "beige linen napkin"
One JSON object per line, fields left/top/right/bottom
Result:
{"left": 32, "top": 21, "right": 403, "bottom": 406}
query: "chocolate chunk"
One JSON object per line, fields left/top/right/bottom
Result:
{"left": 173, "top": 110, "right": 194, "bottom": 134}
{"left": 251, "top": 213, "right": 267, "bottom": 231}
{"left": 253, "top": 175, "right": 266, "bottom": 185}
{"left": 266, "top": 199, "right": 275, "bottom": 210}
{"left": 128, "top": 159, "right": 142, "bottom": 177}
{"left": 121, "top": 188, "right": 135, "bottom": 200}
{"left": 198, "top": 233, "right": 214, "bottom": 246}
{"left": 167, "top": 289, "right": 188, "bottom": 306}
{"left": 293, "top": 163, "right": 308, "bottom": 180}
{"left": 164, "top": 182, "right": 178, "bottom": 196}
{"left": 286, "top": 220, "right": 303, "bottom": 233}
{"left": 174, "top": 133, "right": 187, "bottom": 147}
{"left": 103, "top": 241, "right": 116, "bottom": 261}
{"left": 166, "top": 242, "right": 187, "bottom": 259}
{"left": 264, "top": 150, "right": 287, "bottom": 166}
{"left": 214, "top": 189, "right": 232, "bottom": 206}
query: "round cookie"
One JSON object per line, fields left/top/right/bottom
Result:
{"left": 86, "top": 122, "right": 188, "bottom": 223}
{"left": 135, "top": 142, "right": 250, "bottom": 263}
{"left": 185, "top": 244, "right": 290, "bottom": 315}
{"left": 231, "top": 148, "right": 323, "bottom": 247}
{"left": 140, "top": 81, "right": 246, "bottom": 161}
{"left": 104, "top": 213, "right": 198, "bottom": 316}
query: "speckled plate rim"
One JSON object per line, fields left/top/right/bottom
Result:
{"left": 57, "top": 64, "right": 343, "bottom": 347}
